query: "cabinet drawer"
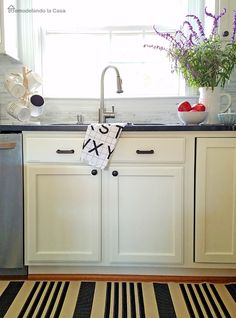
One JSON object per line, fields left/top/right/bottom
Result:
{"left": 24, "top": 136, "right": 84, "bottom": 163}
{"left": 24, "top": 135, "right": 185, "bottom": 164}
{"left": 112, "top": 138, "right": 185, "bottom": 163}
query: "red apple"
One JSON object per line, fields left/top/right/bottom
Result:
{"left": 177, "top": 101, "right": 192, "bottom": 112}
{"left": 191, "top": 103, "right": 206, "bottom": 112}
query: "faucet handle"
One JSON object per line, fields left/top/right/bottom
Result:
{"left": 106, "top": 105, "right": 115, "bottom": 114}
{"left": 77, "top": 114, "right": 83, "bottom": 124}
{"left": 109, "top": 105, "right": 115, "bottom": 115}
{"left": 104, "top": 105, "right": 115, "bottom": 119}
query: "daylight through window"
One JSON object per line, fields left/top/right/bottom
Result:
{"left": 20, "top": 0, "right": 201, "bottom": 97}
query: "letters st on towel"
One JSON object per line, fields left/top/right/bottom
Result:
{"left": 82, "top": 124, "right": 123, "bottom": 159}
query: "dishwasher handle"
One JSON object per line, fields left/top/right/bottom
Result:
{"left": 0, "top": 142, "right": 17, "bottom": 149}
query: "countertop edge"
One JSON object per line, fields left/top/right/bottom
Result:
{"left": 0, "top": 123, "right": 235, "bottom": 132}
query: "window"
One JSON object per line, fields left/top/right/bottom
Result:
{"left": 41, "top": 27, "right": 185, "bottom": 98}
{"left": 10, "top": 0, "right": 204, "bottom": 98}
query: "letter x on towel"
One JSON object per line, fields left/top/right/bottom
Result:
{"left": 80, "top": 123, "right": 126, "bottom": 169}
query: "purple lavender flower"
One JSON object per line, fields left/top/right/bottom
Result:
{"left": 186, "top": 63, "right": 191, "bottom": 70}
{"left": 153, "top": 25, "right": 181, "bottom": 48}
{"left": 204, "top": 7, "right": 215, "bottom": 18}
{"left": 188, "top": 33, "right": 195, "bottom": 47}
{"left": 174, "top": 30, "right": 186, "bottom": 47}
{"left": 144, "top": 6, "right": 236, "bottom": 89}
{"left": 205, "top": 7, "right": 227, "bottom": 35}
{"left": 231, "top": 11, "right": 236, "bottom": 42}
{"left": 186, "top": 14, "right": 205, "bottom": 38}
{"left": 182, "top": 21, "right": 198, "bottom": 42}
{"left": 143, "top": 44, "right": 168, "bottom": 52}
{"left": 175, "top": 30, "right": 187, "bottom": 41}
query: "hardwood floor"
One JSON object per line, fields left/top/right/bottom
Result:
{"left": 26, "top": 274, "right": 236, "bottom": 283}
{"left": 0, "top": 274, "right": 235, "bottom": 282}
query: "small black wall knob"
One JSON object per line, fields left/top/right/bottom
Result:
{"left": 223, "top": 30, "right": 229, "bottom": 37}
{"left": 91, "top": 169, "right": 98, "bottom": 175}
{"left": 112, "top": 170, "right": 118, "bottom": 177}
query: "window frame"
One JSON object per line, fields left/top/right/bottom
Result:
{"left": 11, "top": 0, "right": 210, "bottom": 101}
{"left": 40, "top": 25, "right": 188, "bottom": 98}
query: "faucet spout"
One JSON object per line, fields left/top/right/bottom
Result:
{"left": 99, "top": 65, "right": 123, "bottom": 123}
{"left": 116, "top": 75, "right": 123, "bottom": 94}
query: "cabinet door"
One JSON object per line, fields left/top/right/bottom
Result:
{"left": 25, "top": 165, "right": 101, "bottom": 264}
{"left": 107, "top": 166, "right": 184, "bottom": 264}
{"left": 195, "top": 138, "right": 236, "bottom": 263}
{"left": 0, "top": 0, "right": 4, "bottom": 53}
{"left": 219, "top": 0, "right": 235, "bottom": 41}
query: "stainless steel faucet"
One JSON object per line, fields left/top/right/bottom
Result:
{"left": 99, "top": 65, "right": 123, "bottom": 123}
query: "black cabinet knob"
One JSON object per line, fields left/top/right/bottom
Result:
{"left": 112, "top": 170, "right": 118, "bottom": 177}
{"left": 223, "top": 30, "right": 229, "bottom": 37}
{"left": 91, "top": 169, "right": 98, "bottom": 175}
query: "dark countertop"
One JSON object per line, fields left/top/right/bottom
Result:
{"left": 0, "top": 123, "right": 235, "bottom": 132}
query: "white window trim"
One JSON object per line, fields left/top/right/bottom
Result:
{"left": 16, "top": 0, "right": 34, "bottom": 68}
{"left": 0, "top": 0, "right": 5, "bottom": 53}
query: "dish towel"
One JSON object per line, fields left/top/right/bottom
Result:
{"left": 80, "top": 123, "right": 126, "bottom": 169}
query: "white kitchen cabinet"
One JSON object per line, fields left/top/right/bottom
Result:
{"left": 106, "top": 166, "right": 184, "bottom": 264}
{"left": 195, "top": 137, "right": 236, "bottom": 263}
{"left": 218, "top": 0, "right": 236, "bottom": 40}
{"left": 24, "top": 134, "right": 102, "bottom": 265}
{"left": 105, "top": 136, "right": 185, "bottom": 265}
{"left": 24, "top": 133, "right": 186, "bottom": 267}
{"left": 23, "top": 131, "right": 236, "bottom": 274}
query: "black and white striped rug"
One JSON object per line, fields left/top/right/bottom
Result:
{"left": 0, "top": 281, "right": 236, "bottom": 317}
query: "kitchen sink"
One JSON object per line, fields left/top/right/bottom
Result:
{"left": 129, "top": 122, "right": 178, "bottom": 126}
{"left": 45, "top": 123, "right": 88, "bottom": 126}
{"left": 43, "top": 122, "right": 179, "bottom": 127}
{"left": 130, "top": 123, "right": 164, "bottom": 125}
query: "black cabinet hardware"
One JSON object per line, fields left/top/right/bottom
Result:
{"left": 136, "top": 149, "right": 154, "bottom": 154}
{"left": 56, "top": 149, "right": 75, "bottom": 154}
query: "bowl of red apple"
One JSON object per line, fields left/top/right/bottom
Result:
{"left": 177, "top": 101, "right": 208, "bottom": 125}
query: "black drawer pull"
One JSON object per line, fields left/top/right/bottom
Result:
{"left": 136, "top": 149, "right": 154, "bottom": 154}
{"left": 56, "top": 149, "right": 75, "bottom": 154}
{"left": 112, "top": 170, "right": 119, "bottom": 177}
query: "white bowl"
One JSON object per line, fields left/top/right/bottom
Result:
{"left": 218, "top": 113, "right": 236, "bottom": 125}
{"left": 178, "top": 111, "right": 208, "bottom": 125}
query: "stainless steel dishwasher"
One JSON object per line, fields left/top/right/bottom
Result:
{"left": 0, "top": 133, "right": 27, "bottom": 276}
